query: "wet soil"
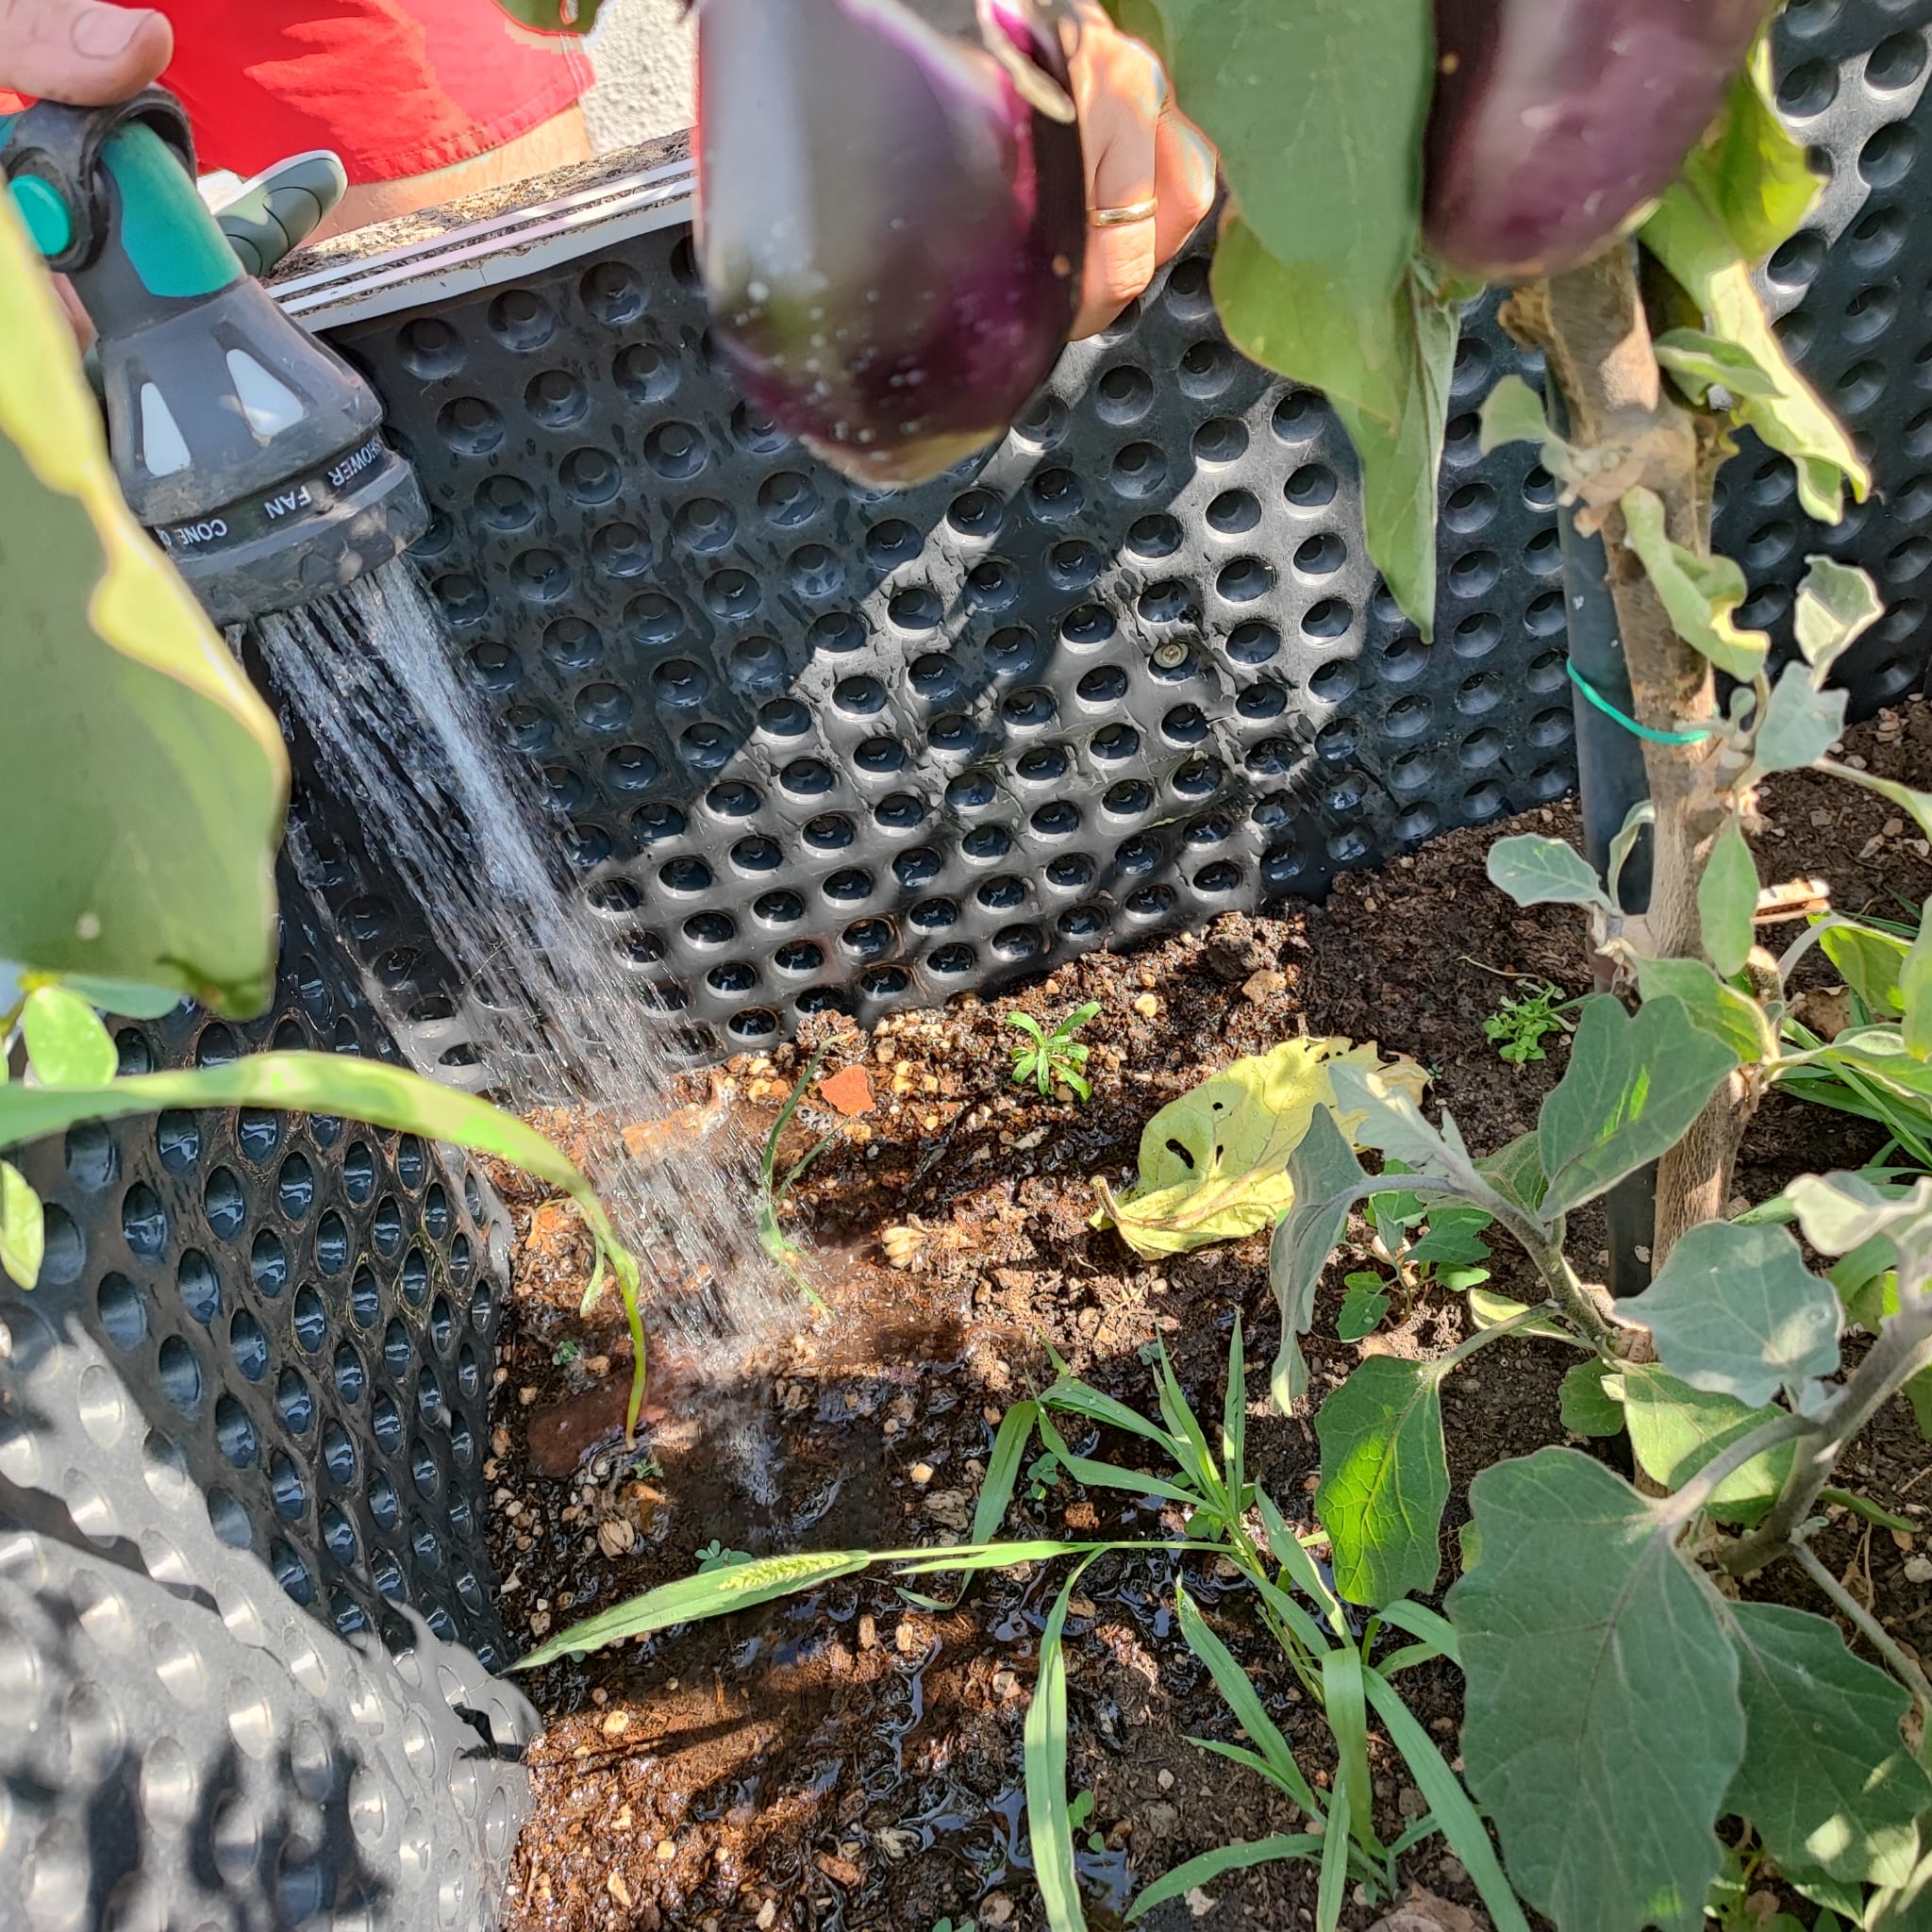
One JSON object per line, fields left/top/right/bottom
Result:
{"left": 485, "top": 705, "right": 1932, "bottom": 1932}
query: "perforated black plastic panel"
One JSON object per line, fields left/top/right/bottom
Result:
{"left": 1712, "top": 0, "right": 1932, "bottom": 697}
{"left": 310, "top": 4, "right": 1932, "bottom": 1052}
{"left": 1, "top": 869, "right": 534, "bottom": 1928}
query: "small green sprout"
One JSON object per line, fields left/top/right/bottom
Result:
{"left": 1337, "top": 1272, "right": 1391, "bottom": 1341}
{"left": 1008, "top": 1000, "right": 1100, "bottom": 1101}
{"left": 1483, "top": 979, "right": 1578, "bottom": 1066}
{"left": 695, "top": 1539, "right": 754, "bottom": 1573}
{"left": 551, "top": 1338, "right": 582, "bottom": 1366}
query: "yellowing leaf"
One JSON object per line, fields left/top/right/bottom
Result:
{"left": 1091, "top": 1038, "right": 1425, "bottom": 1257}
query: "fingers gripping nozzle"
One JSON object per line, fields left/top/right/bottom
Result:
{"left": 2, "top": 88, "right": 425, "bottom": 624}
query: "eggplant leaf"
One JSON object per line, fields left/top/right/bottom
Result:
{"left": 1621, "top": 487, "right": 1768, "bottom": 681}
{"left": 0, "top": 1159, "right": 43, "bottom": 1290}
{"left": 1698, "top": 821, "right": 1759, "bottom": 980}
{"left": 1637, "top": 956, "right": 1774, "bottom": 1065}
{"left": 1614, "top": 1221, "right": 1840, "bottom": 1407}
{"left": 1487, "top": 834, "right": 1610, "bottom": 912}
{"left": 1269, "top": 1106, "right": 1366, "bottom": 1410}
{"left": 1450, "top": 1449, "right": 1744, "bottom": 1932}
{"left": 1314, "top": 1356, "right": 1448, "bottom": 1607}
{"left": 1091, "top": 1036, "right": 1424, "bottom": 1257}
{"left": 1616, "top": 1364, "right": 1796, "bottom": 1525}
{"left": 1558, "top": 1359, "right": 1624, "bottom": 1438}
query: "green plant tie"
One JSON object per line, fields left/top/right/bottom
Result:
{"left": 1566, "top": 658, "right": 1711, "bottom": 745}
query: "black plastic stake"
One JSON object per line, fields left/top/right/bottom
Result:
{"left": 1549, "top": 380, "right": 1657, "bottom": 1298}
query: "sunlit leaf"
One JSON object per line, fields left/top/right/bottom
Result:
{"left": 1615, "top": 1220, "right": 1840, "bottom": 1407}
{"left": 1636, "top": 956, "right": 1774, "bottom": 1065}
{"left": 1027, "top": 1559, "right": 1099, "bottom": 1932}
{"left": 1558, "top": 1358, "right": 1624, "bottom": 1438}
{"left": 1901, "top": 902, "right": 1932, "bottom": 1060}
{"left": 20, "top": 985, "right": 119, "bottom": 1088}
{"left": 1337, "top": 1282, "right": 1390, "bottom": 1341}
{"left": 1795, "top": 558, "right": 1885, "bottom": 676}
{"left": 0, "top": 1159, "right": 43, "bottom": 1290}
{"left": 1723, "top": 1602, "right": 1932, "bottom": 1888}
{"left": 1821, "top": 919, "right": 1910, "bottom": 1020}
{"left": 1616, "top": 1364, "right": 1796, "bottom": 1526}
{"left": 1125, "top": 1835, "right": 1324, "bottom": 1924}
{"left": 1092, "top": 1036, "right": 1423, "bottom": 1257}
{"left": 1786, "top": 1170, "right": 1932, "bottom": 1257}
{"left": 1314, "top": 1357, "right": 1447, "bottom": 1607}
{"left": 1450, "top": 1449, "right": 1743, "bottom": 1932}
{"left": 1653, "top": 328, "right": 1779, "bottom": 405}
{"left": 1698, "top": 821, "right": 1759, "bottom": 980}
{"left": 1538, "top": 996, "right": 1739, "bottom": 1214}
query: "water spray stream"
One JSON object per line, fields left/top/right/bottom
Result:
{"left": 245, "top": 559, "right": 798, "bottom": 1354}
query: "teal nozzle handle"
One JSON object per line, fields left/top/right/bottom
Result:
{"left": 0, "top": 87, "right": 425, "bottom": 624}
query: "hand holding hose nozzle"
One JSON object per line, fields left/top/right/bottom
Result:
{"left": 2, "top": 74, "right": 425, "bottom": 624}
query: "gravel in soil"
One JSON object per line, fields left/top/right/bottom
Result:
{"left": 483, "top": 708, "right": 1932, "bottom": 1932}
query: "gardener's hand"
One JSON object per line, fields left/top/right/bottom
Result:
{"left": 1067, "top": 0, "right": 1216, "bottom": 339}
{"left": 0, "top": 0, "right": 173, "bottom": 106}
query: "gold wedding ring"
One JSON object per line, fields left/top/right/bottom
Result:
{"left": 1088, "top": 196, "right": 1158, "bottom": 228}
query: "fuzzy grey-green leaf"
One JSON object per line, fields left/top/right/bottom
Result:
{"left": 1795, "top": 558, "right": 1884, "bottom": 675}
{"left": 1699, "top": 822, "right": 1758, "bottom": 980}
{"left": 1618, "top": 1365, "right": 1796, "bottom": 1525}
{"left": 1558, "top": 1359, "right": 1625, "bottom": 1438}
{"left": 1314, "top": 1357, "right": 1447, "bottom": 1607}
{"left": 1754, "top": 662, "right": 1848, "bottom": 778}
{"left": 1486, "top": 834, "right": 1609, "bottom": 911}
{"left": 1617, "top": 1221, "right": 1840, "bottom": 1407}
{"left": 1538, "top": 996, "right": 1740, "bottom": 1214}
{"left": 1724, "top": 1602, "right": 1931, "bottom": 1888}
{"left": 1478, "top": 375, "right": 1552, "bottom": 453}
{"left": 1448, "top": 1449, "right": 1744, "bottom": 1932}
{"left": 1270, "top": 1106, "right": 1365, "bottom": 1411}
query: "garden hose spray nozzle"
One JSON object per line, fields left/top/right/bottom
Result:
{"left": 1, "top": 89, "right": 425, "bottom": 625}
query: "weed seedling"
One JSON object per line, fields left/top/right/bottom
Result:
{"left": 1008, "top": 1000, "right": 1100, "bottom": 1101}
{"left": 757, "top": 1039, "right": 840, "bottom": 1308}
{"left": 551, "top": 1338, "right": 582, "bottom": 1366}
{"left": 1482, "top": 979, "right": 1577, "bottom": 1066}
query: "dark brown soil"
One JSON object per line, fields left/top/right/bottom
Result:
{"left": 484, "top": 705, "right": 1932, "bottom": 1932}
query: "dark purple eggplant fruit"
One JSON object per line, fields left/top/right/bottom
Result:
{"left": 695, "top": 0, "right": 1085, "bottom": 488}
{"left": 1424, "top": 0, "right": 1770, "bottom": 280}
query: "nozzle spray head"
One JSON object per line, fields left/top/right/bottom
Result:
{"left": 2, "top": 90, "right": 425, "bottom": 625}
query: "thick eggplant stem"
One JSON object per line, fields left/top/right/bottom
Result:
{"left": 1510, "top": 247, "right": 1743, "bottom": 1265}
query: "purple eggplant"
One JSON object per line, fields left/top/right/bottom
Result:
{"left": 1424, "top": 0, "right": 1770, "bottom": 281}
{"left": 695, "top": 0, "right": 1085, "bottom": 488}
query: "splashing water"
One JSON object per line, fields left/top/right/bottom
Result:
{"left": 247, "top": 558, "right": 794, "bottom": 1350}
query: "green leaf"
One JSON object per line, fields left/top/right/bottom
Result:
{"left": 1699, "top": 821, "right": 1759, "bottom": 980}
{"left": 1337, "top": 1283, "right": 1390, "bottom": 1341}
{"left": 1607, "top": 801, "right": 1657, "bottom": 913}
{"left": 1817, "top": 762, "right": 1932, "bottom": 846}
{"left": 1795, "top": 558, "right": 1886, "bottom": 677}
{"left": 1124, "top": 0, "right": 1431, "bottom": 307}
{"left": 1786, "top": 1170, "right": 1932, "bottom": 1258}
{"left": 1616, "top": 1221, "right": 1840, "bottom": 1406}
{"left": 520, "top": 1548, "right": 875, "bottom": 1667}
{"left": 1723, "top": 1602, "right": 1932, "bottom": 1888}
{"left": 1325, "top": 1059, "right": 1489, "bottom": 1199}
{"left": 1321, "top": 1644, "right": 1378, "bottom": 1861}
{"left": 1653, "top": 328, "right": 1780, "bottom": 405}
{"left": 1027, "top": 1559, "right": 1098, "bottom": 1932}
{"left": 1558, "top": 1358, "right": 1625, "bottom": 1438}
{"left": 1475, "top": 1130, "right": 1548, "bottom": 1218}
{"left": 1449, "top": 1449, "right": 1744, "bottom": 1932}
{"left": 1174, "top": 1585, "right": 1321, "bottom": 1811}
{"left": 1622, "top": 487, "right": 1769, "bottom": 681}
{"left": 1902, "top": 902, "right": 1932, "bottom": 1060}
{"left": 0, "top": 195, "right": 287, "bottom": 1014}
{"left": 1314, "top": 1357, "right": 1447, "bottom": 1607}
{"left": 1538, "top": 995, "right": 1740, "bottom": 1214}
{"left": 1754, "top": 661, "right": 1850, "bottom": 778}
{"left": 1616, "top": 1364, "right": 1796, "bottom": 1525}
{"left": 1486, "top": 834, "right": 1610, "bottom": 911}
{"left": 1223, "top": 1316, "right": 1247, "bottom": 1504}
{"left": 0, "top": 1159, "right": 43, "bottom": 1290}
{"left": 20, "top": 984, "right": 119, "bottom": 1088}
{"left": 1637, "top": 956, "right": 1774, "bottom": 1065}
{"left": 1468, "top": 1289, "right": 1580, "bottom": 1345}
{"left": 1269, "top": 1103, "right": 1368, "bottom": 1411}
{"left": 974, "top": 1402, "right": 1040, "bottom": 1546}
{"left": 1684, "top": 53, "right": 1824, "bottom": 263}
{"left": 1092, "top": 1037, "right": 1422, "bottom": 1257}
{"left": 1126, "top": 1837, "right": 1325, "bottom": 1924}
{"left": 1478, "top": 375, "right": 1552, "bottom": 452}
{"left": 1359, "top": 1671, "right": 1533, "bottom": 1932}
{"left": 1406, "top": 1207, "right": 1493, "bottom": 1270}
{"left": 1214, "top": 226, "right": 1456, "bottom": 636}
{"left": 1641, "top": 190, "right": 1868, "bottom": 525}
{"left": 51, "top": 974, "right": 183, "bottom": 1020}
{"left": 1821, "top": 920, "right": 1910, "bottom": 1019}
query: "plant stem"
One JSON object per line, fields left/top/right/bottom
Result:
{"left": 1513, "top": 245, "right": 1740, "bottom": 1264}
{"left": 1719, "top": 1309, "right": 1932, "bottom": 1574}
{"left": 1484, "top": 1198, "right": 1619, "bottom": 1350}
{"left": 1440, "top": 1300, "right": 1564, "bottom": 1370}
{"left": 1658, "top": 1409, "right": 1813, "bottom": 1534}
{"left": 1791, "top": 1541, "right": 1932, "bottom": 1723}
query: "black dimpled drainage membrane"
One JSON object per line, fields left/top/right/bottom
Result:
{"left": 302, "top": 2, "right": 1932, "bottom": 1059}
{"left": 2, "top": 866, "right": 534, "bottom": 1929}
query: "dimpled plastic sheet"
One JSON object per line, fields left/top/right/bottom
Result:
{"left": 303, "top": 5, "right": 1932, "bottom": 1058}
{"left": 1, "top": 870, "right": 537, "bottom": 1929}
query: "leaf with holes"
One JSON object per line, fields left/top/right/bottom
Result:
{"left": 1449, "top": 1449, "right": 1744, "bottom": 1932}
{"left": 1698, "top": 822, "right": 1759, "bottom": 979}
{"left": 1724, "top": 1601, "right": 1932, "bottom": 1888}
{"left": 1314, "top": 1357, "right": 1448, "bottom": 1607}
{"left": 1615, "top": 1221, "right": 1840, "bottom": 1407}
{"left": 1487, "top": 834, "right": 1609, "bottom": 911}
{"left": 1622, "top": 487, "right": 1768, "bottom": 681}
{"left": 0, "top": 1159, "right": 43, "bottom": 1290}
{"left": 1538, "top": 995, "right": 1739, "bottom": 1215}
{"left": 1092, "top": 1037, "right": 1424, "bottom": 1257}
